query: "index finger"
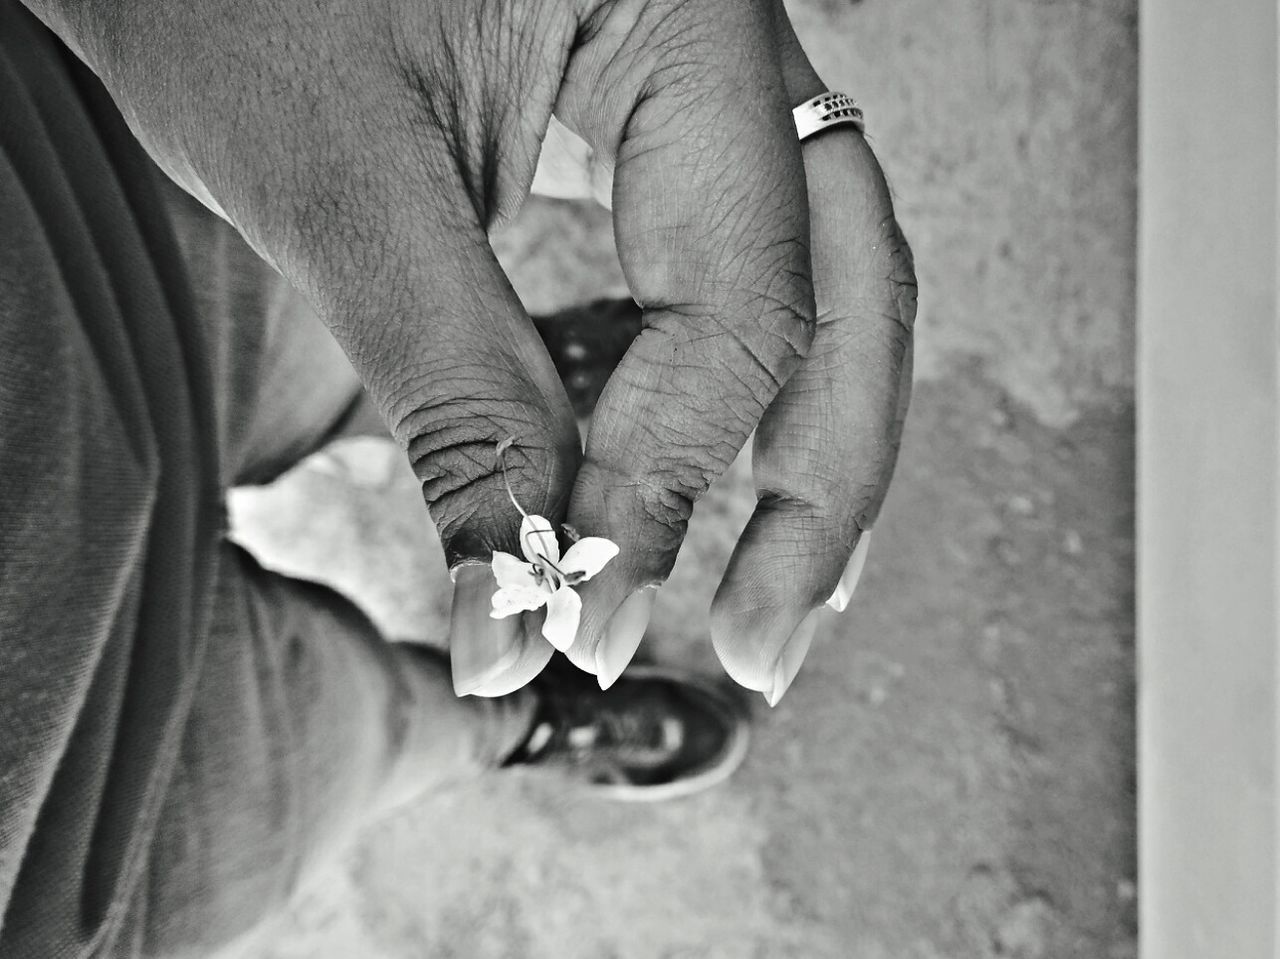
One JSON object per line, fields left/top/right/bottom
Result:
{"left": 551, "top": 0, "right": 817, "bottom": 682}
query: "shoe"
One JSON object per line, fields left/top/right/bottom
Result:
{"left": 503, "top": 662, "right": 750, "bottom": 802}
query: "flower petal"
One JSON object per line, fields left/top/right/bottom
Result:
{"left": 491, "top": 551, "right": 539, "bottom": 591}
{"left": 541, "top": 586, "right": 582, "bottom": 652}
{"left": 520, "top": 514, "right": 561, "bottom": 566}
{"left": 490, "top": 585, "right": 548, "bottom": 619}
{"left": 560, "top": 537, "right": 620, "bottom": 581}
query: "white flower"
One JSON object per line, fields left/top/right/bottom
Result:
{"left": 489, "top": 514, "right": 619, "bottom": 651}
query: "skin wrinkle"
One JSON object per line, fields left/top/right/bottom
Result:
{"left": 682, "top": 153, "right": 768, "bottom": 235}
{"left": 405, "top": 411, "right": 548, "bottom": 477}
{"left": 363, "top": 218, "right": 566, "bottom": 450}
{"left": 610, "top": 392, "right": 728, "bottom": 474}
{"left": 271, "top": 117, "right": 433, "bottom": 327}
{"left": 594, "top": 379, "right": 755, "bottom": 465}
{"left": 415, "top": 445, "right": 494, "bottom": 491}
{"left": 393, "top": 0, "right": 566, "bottom": 229}
{"left": 582, "top": 0, "right": 724, "bottom": 134}
{"left": 556, "top": 0, "right": 652, "bottom": 159}
{"left": 737, "top": 522, "right": 847, "bottom": 582}
{"left": 621, "top": 490, "right": 689, "bottom": 567}
{"left": 680, "top": 324, "right": 790, "bottom": 398}
{"left": 709, "top": 270, "right": 812, "bottom": 359}
{"left": 400, "top": 406, "right": 552, "bottom": 467}
{"left": 396, "top": 55, "right": 472, "bottom": 210}
{"left": 409, "top": 436, "right": 561, "bottom": 510}
{"left": 420, "top": 460, "right": 508, "bottom": 513}
{"left": 577, "top": 451, "right": 702, "bottom": 538}
{"left": 811, "top": 297, "right": 897, "bottom": 333}
{"left": 755, "top": 478, "right": 881, "bottom": 528}
{"left": 717, "top": 233, "right": 811, "bottom": 297}
{"left": 609, "top": 147, "right": 808, "bottom": 343}
{"left": 381, "top": 74, "right": 486, "bottom": 216}
{"left": 378, "top": 358, "right": 525, "bottom": 436}
{"left": 395, "top": 344, "right": 576, "bottom": 553}
{"left": 821, "top": 315, "right": 911, "bottom": 365}
{"left": 255, "top": 33, "right": 400, "bottom": 278}
{"left": 433, "top": 472, "right": 570, "bottom": 562}
{"left": 861, "top": 216, "right": 919, "bottom": 335}
{"left": 763, "top": 420, "right": 899, "bottom": 490}
{"left": 644, "top": 296, "right": 810, "bottom": 387}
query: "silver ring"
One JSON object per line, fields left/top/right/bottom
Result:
{"left": 793, "top": 92, "right": 865, "bottom": 141}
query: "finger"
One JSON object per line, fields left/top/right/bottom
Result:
{"left": 710, "top": 2, "right": 918, "bottom": 703}
{"left": 320, "top": 200, "right": 581, "bottom": 695}
{"left": 224, "top": 68, "right": 584, "bottom": 695}
{"left": 551, "top": 0, "right": 817, "bottom": 681}
{"left": 450, "top": 567, "right": 556, "bottom": 697}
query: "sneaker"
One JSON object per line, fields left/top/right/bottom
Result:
{"left": 503, "top": 663, "right": 751, "bottom": 802}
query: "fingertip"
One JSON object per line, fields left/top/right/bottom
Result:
{"left": 595, "top": 586, "right": 657, "bottom": 689}
{"left": 560, "top": 577, "right": 657, "bottom": 680}
{"left": 710, "top": 497, "right": 844, "bottom": 693}
{"left": 764, "top": 606, "right": 822, "bottom": 706}
{"left": 711, "top": 604, "right": 807, "bottom": 694}
{"left": 455, "top": 626, "right": 555, "bottom": 698}
{"left": 450, "top": 567, "right": 552, "bottom": 696}
{"left": 560, "top": 600, "right": 605, "bottom": 675}
{"left": 826, "top": 531, "right": 872, "bottom": 613}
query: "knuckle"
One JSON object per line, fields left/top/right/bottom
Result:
{"left": 640, "top": 253, "right": 815, "bottom": 411}
{"left": 758, "top": 255, "right": 818, "bottom": 343}
{"left": 880, "top": 216, "right": 919, "bottom": 334}
{"left": 836, "top": 306, "right": 912, "bottom": 365}
{"left": 636, "top": 480, "right": 695, "bottom": 552}
{"left": 623, "top": 324, "right": 773, "bottom": 440}
{"left": 721, "top": 303, "right": 810, "bottom": 396}
{"left": 845, "top": 139, "right": 918, "bottom": 337}
{"left": 577, "top": 445, "right": 710, "bottom": 565}
{"left": 393, "top": 388, "right": 574, "bottom": 564}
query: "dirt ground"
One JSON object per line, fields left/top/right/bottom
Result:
{"left": 231, "top": 366, "right": 1135, "bottom": 958}
{"left": 229, "top": 0, "right": 1138, "bottom": 952}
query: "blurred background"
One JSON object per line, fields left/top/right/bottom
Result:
{"left": 230, "top": 0, "right": 1138, "bottom": 955}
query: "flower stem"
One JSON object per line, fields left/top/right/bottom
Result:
{"left": 495, "top": 438, "right": 528, "bottom": 519}
{"left": 496, "top": 438, "right": 570, "bottom": 580}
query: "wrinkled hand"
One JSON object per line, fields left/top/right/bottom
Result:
{"left": 34, "top": 0, "right": 915, "bottom": 703}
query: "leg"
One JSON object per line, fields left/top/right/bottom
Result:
{"left": 129, "top": 54, "right": 539, "bottom": 959}
{"left": 132, "top": 52, "right": 541, "bottom": 959}
{"left": 145, "top": 545, "right": 532, "bottom": 958}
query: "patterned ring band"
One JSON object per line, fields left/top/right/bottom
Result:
{"left": 792, "top": 92, "right": 865, "bottom": 141}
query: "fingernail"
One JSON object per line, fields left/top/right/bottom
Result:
{"left": 461, "top": 625, "right": 556, "bottom": 698}
{"left": 449, "top": 560, "right": 486, "bottom": 585}
{"left": 595, "top": 587, "right": 657, "bottom": 690}
{"left": 826, "top": 531, "right": 873, "bottom": 613}
{"left": 765, "top": 607, "right": 823, "bottom": 707}
{"left": 450, "top": 565, "right": 524, "bottom": 696}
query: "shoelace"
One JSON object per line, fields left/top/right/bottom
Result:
{"left": 536, "top": 691, "right": 685, "bottom": 770}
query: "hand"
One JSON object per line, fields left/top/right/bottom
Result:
{"left": 36, "top": 0, "right": 915, "bottom": 702}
